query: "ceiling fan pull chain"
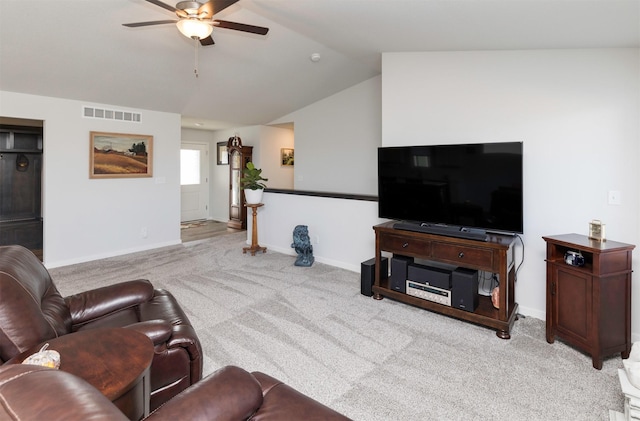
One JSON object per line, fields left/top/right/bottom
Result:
{"left": 194, "top": 37, "right": 199, "bottom": 78}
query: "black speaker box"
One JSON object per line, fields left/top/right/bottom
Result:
{"left": 451, "top": 268, "right": 479, "bottom": 312}
{"left": 390, "top": 255, "right": 414, "bottom": 293}
{"left": 360, "top": 257, "right": 388, "bottom": 297}
{"left": 407, "top": 263, "right": 451, "bottom": 290}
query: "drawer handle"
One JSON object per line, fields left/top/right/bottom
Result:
{"left": 402, "top": 242, "right": 409, "bottom": 248}
{"left": 458, "top": 252, "right": 464, "bottom": 258}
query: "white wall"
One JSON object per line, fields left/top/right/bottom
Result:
{"left": 272, "top": 76, "right": 381, "bottom": 195}
{"left": 381, "top": 49, "right": 640, "bottom": 324}
{"left": 211, "top": 125, "right": 294, "bottom": 190}
{"left": 257, "top": 125, "right": 295, "bottom": 190}
{"left": 0, "top": 91, "right": 182, "bottom": 267}
{"left": 260, "top": 192, "right": 385, "bottom": 271}
{"left": 258, "top": 75, "right": 383, "bottom": 270}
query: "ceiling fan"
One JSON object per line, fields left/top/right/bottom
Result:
{"left": 123, "top": 0, "right": 269, "bottom": 46}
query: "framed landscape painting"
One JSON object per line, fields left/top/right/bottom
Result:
{"left": 90, "top": 132, "right": 153, "bottom": 179}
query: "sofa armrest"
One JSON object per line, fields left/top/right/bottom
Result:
{"left": 138, "top": 289, "right": 203, "bottom": 379}
{"left": 0, "top": 365, "right": 129, "bottom": 421}
{"left": 147, "top": 366, "right": 263, "bottom": 420}
{"left": 65, "top": 279, "right": 154, "bottom": 326}
{"left": 167, "top": 324, "right": 203, "bottom": 384}
{"left": 166, "top": 324, "right": 199, "bottom": 349}
{"left": 251, "top": 372, "right": 352, "bottom": 421}
{"left": 125, "top": 320, "right": 172, "bottom": 345}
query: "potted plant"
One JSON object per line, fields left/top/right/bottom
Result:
{"left": 241, "top": 161, "right": 268, "bottom": 204}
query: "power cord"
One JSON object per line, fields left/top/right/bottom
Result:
{"left": 514, "top": 233, "right": 525, "bottom": 281}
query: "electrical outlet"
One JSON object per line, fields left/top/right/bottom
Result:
{"left": 315, "top": 235, "right": 320, "bottom": 245}
{"left": 141, "top": 227, "right": 148, "bottom": 239}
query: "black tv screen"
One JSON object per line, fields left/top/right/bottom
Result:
{"left": 378, "top": 142, "right": 523, "bottom": 235}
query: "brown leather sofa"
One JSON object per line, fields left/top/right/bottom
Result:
{"left": 0, "top": 364, "right": 351, "bottom": 420}
{"left": 0, "top": 245, "right": 202, "bottom": 410}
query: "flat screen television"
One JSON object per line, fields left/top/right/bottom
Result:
{"left": 378, "top": 142, "right": 523, "bottom": 239}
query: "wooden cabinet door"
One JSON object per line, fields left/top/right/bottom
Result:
{"left": 551, "top": 266, "right": 592, "bottom": 348}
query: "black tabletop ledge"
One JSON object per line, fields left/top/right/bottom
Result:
{"left": 265, "top": 188, "right": 377, "bottom": 202}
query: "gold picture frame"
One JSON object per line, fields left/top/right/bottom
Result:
{"left": 589, "top": 219, "right": 606, "bottom": 242}
{"left": 281, "top": 148, "right": 294, "bottom": 166}
{"left": 90, "top": 132, "right": 153, "bottom": 179}
{"left": 217, "top": 141, "right": 229, "bottom": 165}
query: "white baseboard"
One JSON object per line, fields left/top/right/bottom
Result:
{"left": 516, "top": 304, "right": 545, "bottom": 321}
{"left": 265, "top": 243, "right": 361, "bottom": 273}
{"left": 44, "top": 240, "right": 182, "bottom": 269}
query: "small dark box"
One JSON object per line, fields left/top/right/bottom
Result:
{"left": 390, "top": 255, "right": 414, "bottom": 293}
{"left": 451, "top": 267, "right": 479, "bottom": 312}
{"left": 407, "top": 263, "right": 452, "bottom": 290}
{"left": 361, "top": 257, "right": 388, "bottom": 297}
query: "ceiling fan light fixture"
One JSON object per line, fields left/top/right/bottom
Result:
{"left": 176, "top": 19, "right": 212, "bottom": 40}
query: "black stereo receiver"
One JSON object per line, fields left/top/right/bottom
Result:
{"left": 404, "top": 263, "right": 479, "bottom": 312}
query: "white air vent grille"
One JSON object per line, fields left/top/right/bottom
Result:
{"left": 83, "top": 106, "right": 141, "bottom": 123}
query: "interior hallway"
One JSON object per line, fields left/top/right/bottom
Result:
{"left": 180, "top": 220, "right": 242, "bottom": 243}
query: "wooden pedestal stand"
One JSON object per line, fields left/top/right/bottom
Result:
{"left": 243, "top": 203, "right": 267, "bottom": 256}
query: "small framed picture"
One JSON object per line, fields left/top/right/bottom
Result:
{"left": 217, "top": 142, "right": 228, "bottom": 165}
{"left": 589, "top": 219, "right": 606, "bottom": 242}
{"left": 281, "top": 148, "right": 294, "bottom": 166}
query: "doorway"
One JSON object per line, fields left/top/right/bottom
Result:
{"left": 0, "top": 119, "right": 44, "bottom": 260}
{"left": 180, "top": 142, "right": 209, "bottom": 222}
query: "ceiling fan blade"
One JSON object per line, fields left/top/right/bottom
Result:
{"left": 214, "top": 20, "right": 269, "bottom": 35}
{"left": 198, "top": 0, "right": 240, "bottom": 18}
{"left": 144, "top": 0, "right": 178, "bottom": 13}
{"left": 123, "top": 19, "right": 178, "bottom": 28}
{"left": 199, "top": 36, "right": 215, "bottom": 46}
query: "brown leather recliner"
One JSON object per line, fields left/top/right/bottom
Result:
{"left": 0, "top": 364, "right": 351, "bottom": 420}
{"left": 0, "top": 245, "right": 202, "bottom": 410}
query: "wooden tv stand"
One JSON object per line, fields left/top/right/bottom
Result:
{"left": 373, "top": 221, "right": 518, "bottom": 339}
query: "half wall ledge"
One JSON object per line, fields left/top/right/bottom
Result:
{"left": 265, "top": 188, "right": 377, "bottom": 202}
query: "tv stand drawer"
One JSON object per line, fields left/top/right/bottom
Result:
{"left": 431, "top": 242, "right": 493, "bottom": 269}
{"left": 379, "top": 233, "right": 431, "bottom": 256}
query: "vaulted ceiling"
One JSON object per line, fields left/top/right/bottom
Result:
{"left": 1, "top": 0, "right": 638, "bottom": 130}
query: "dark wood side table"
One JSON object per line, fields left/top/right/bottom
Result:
{"left": 543, "top": 234, "right": 635, "bottom": 369}
{"left": 7, "top": 327, "right": 154, "bottom": 420}
{"left": 243, "top": 203, "right": 267, "bottom": 256}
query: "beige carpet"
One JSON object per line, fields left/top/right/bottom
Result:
{"left": 49, "top": 232, "right": 624, "bottom": 420}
